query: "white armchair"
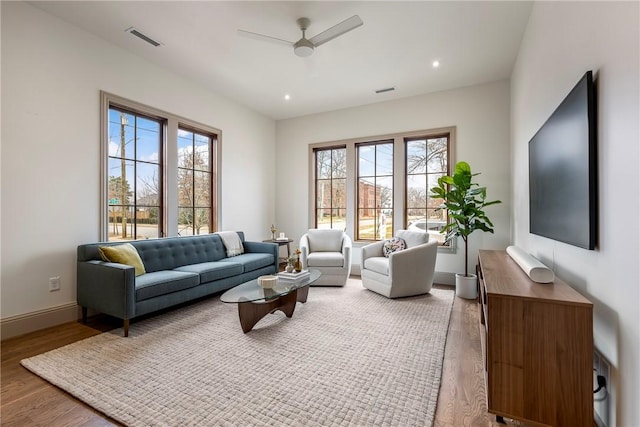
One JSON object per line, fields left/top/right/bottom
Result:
{"left": 360, "top": 229, "right": 437, "bottom": 298}
{"left": 299, "top": 229, "right": 352, "bottom": 287}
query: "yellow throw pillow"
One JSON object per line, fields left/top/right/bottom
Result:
{"left": 98, "top": 243, "right": 146, "bottom": 277}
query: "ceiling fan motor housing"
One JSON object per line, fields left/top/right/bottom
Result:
{"left": 294, "top": 38, "right": 314, "bottom": 57}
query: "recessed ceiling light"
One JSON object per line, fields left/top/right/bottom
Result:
{"left": 284, "top": 94, "right": 291, "bottom": 101}
{"left": 432, "top": 60, "right": 440, "bottom": 68}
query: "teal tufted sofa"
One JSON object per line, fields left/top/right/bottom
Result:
{"left": 77, "top": 232, "right": 277, "bottom": 336}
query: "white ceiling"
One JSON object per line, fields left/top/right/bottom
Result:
{"left": 30, "top": 1, "right": 533, "bottom": 120}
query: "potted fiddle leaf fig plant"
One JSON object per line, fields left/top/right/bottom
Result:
{"left": 430, "top": 161, "right": 501, "bottom": 299}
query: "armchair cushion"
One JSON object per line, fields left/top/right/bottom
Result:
{"left": 307, "top": 229, "right": 344, "bottom": 252}
{"left": 383, "top": 237, "right": 406, "bottom": 257}
{"left": 363, "top": 257, "right": 389, "bottom": 276}
{"left": 396, "top": 229, "right": 429, "bottom": 248}
{"left": 307, "top": 252, "right": 345, "bottom": 267}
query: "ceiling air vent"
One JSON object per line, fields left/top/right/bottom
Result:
{"left": 125, "top": 27, "right": 162, "bottom": 47}
{"left": 375, "top": 87, "right": 395, "bottom": 94}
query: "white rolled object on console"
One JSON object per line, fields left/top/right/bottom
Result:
{"left": 506, "top": 245, "right": 555, "bottom": 283}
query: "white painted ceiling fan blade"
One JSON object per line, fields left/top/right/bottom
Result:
{"left": 309, "top": 15, "right": 363, "bottom": 47}
{"left": 237, "top": 29, "right": 293, "bottom": 46}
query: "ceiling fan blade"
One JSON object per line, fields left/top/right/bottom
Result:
{"left": 309, "top": 15, "right": 363, "bottom": 47}
{"left": 237, "top": 29, "right": 293, "bottom": 47}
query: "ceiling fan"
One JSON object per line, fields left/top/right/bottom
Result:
{"left": 238, "top": 15, "right": 364, "bottom": 57}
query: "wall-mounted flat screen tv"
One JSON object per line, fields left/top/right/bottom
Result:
{"left": 529, "top": 71, "right": 597, "bottom": 250}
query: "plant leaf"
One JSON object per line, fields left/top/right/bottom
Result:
{"left": 455, "top": 161, "right": 471, "bottom": 175}
{"left": 427, "top": 160, "right": 502, "bottom": 271}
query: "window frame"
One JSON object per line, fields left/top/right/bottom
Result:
{"left": 313, "top": 145, "right": 347, "bottom": 230}
{"left": 100, "top": 91, "right": 222, "bottom": 241}
{"left": 106, "top": 105, "right": 164, "bottom": 241}
{"left": 356, "top": 139, "right": 394, "bottom": 242}
{"left": 308, "top": 127, "right": 456, "bottom": 252}
{"left": 177, "top": 125, "right": 217, "bottom": 236}
{"left": 404, "top": 132, "right": 451, "bottom": 246}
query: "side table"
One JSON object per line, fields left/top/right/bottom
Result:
{"left": 262, "top": 238, "right": 294, "bottom": 264}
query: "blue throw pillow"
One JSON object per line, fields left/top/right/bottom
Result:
{"left": 383, "top": 237, "right": 406, "bottom": 258}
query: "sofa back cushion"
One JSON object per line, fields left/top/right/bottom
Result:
{"left": 77, "top": 233, "right": 245, "bottom": 273}
{"left": 395, "top": 229, "right": 429, "bottom": 248}
{"left": 307, "top": 229, "right": 344, "bottom": 252}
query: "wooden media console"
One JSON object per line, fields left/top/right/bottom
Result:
{"left": 477, "top": 250, "right": 593, "bottom": 426}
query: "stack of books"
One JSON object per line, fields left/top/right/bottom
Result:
{"left": 277, "top": 270, "right": 310, "bottom": 284}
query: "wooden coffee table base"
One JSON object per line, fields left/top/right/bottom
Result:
{"left": 237, "top": 284, "right": 309, "bottom": 333}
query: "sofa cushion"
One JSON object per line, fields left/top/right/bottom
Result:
{"left": 307, "top": 229, "right": 344, "bottom": 252}
{"left": 133, "top": 234, "right": 228, "bottom": 272}
{"left": 307, "top": 252, "right": 344, "bottom": 267}
{"left": 363, "top": 256, "right": 389, "bottom": 276}
{"left": 135, "top": 270, "right": 200, "bottom": 301}
{"left": 396, "top": 229, "right": 429, "bottom": 248}
{"left": 383, "top": 237, "right": 406, "bottom": 257}
{"left": 98, "top": 243, "right": 146, "bottom": 276}
{"left": 174, "top": 261, "right": 243, "bottom": 283}
{"left": 224, "top": 253, "right": 275, "bottom": 273}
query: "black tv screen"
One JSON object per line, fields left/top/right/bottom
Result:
{"left": 529, "top": 71, "right": 597, "bottom": 250}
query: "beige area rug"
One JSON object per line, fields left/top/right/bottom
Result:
{"left": 21, "top": 278, "right": 454, "bottom": 427}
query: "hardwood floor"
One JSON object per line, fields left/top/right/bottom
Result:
{"left": 1, "top": 286, "right": 526, "bottom": 426}
{"left": 433, "top": 287, "right": 525, "bottom": 427}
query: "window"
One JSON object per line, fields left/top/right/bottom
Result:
{"left": 309, "top": 127, "right": 453, "bottom": 247}
{"left": 357, "top": 141, "right": 393, "bottom": 241}
{"left": 178, "top": 128, "right": 216, "bottom": 236}
{"left": 107, "top": 107, "right": 163, "bottom": 241}
{"left": 406, "top": 135, "right": 449, "bottom": 244}
{"left": 101, "top": 92, "right": 221, "bottom": 241}
{"left": 314, "top": 146, "right": 346, "bottom": 230}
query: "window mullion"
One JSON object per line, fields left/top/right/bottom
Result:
{"left": 133, "top": 118, "right": 137, "bottom": 240}
{"left": 192, "top": 135, "right": 196, "bottom": 235}
{"left": 165, "top": 118, "right": 179, "bottom": 237}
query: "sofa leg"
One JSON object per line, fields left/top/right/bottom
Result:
{"left": 81, "top": 307, "right": 87, "bottom": 324}
{"left": 123, "top": 319, "right": 129, "bottom": 337}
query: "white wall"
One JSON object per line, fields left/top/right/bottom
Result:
{"left": 0, "top": 2, "right": 276, "bottom": 321}
{"left": 276, "top": 80, "right": 512, "bottom": 277}
{"left": 511, "top": 2, "right": 639, "bottom": 426}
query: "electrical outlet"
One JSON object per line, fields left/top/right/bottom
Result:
{"left": 593, "top": 349, "right": 610, "bottom": 427}
{"left": 599, "top": 356, "right": 610, "bottom": 393}
{"left": 593, "top": 350, "right": 610, "bottom": 392}
{"left": 49, "top": 276, "right": 60, "bottom": 292}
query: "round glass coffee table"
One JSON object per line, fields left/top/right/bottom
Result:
{"left": 221, "top": 269, "right": 321, "bottom": 333}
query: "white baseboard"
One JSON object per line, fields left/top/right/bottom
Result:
{"left": 1, "top": 302, "right": 81, "bottom": 340}
{"left": 434, "top": 271, "right": 456, "bottom": 286}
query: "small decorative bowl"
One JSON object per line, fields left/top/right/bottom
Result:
{"left": 258, "top": 275, "right": 278, "bottom": 289}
